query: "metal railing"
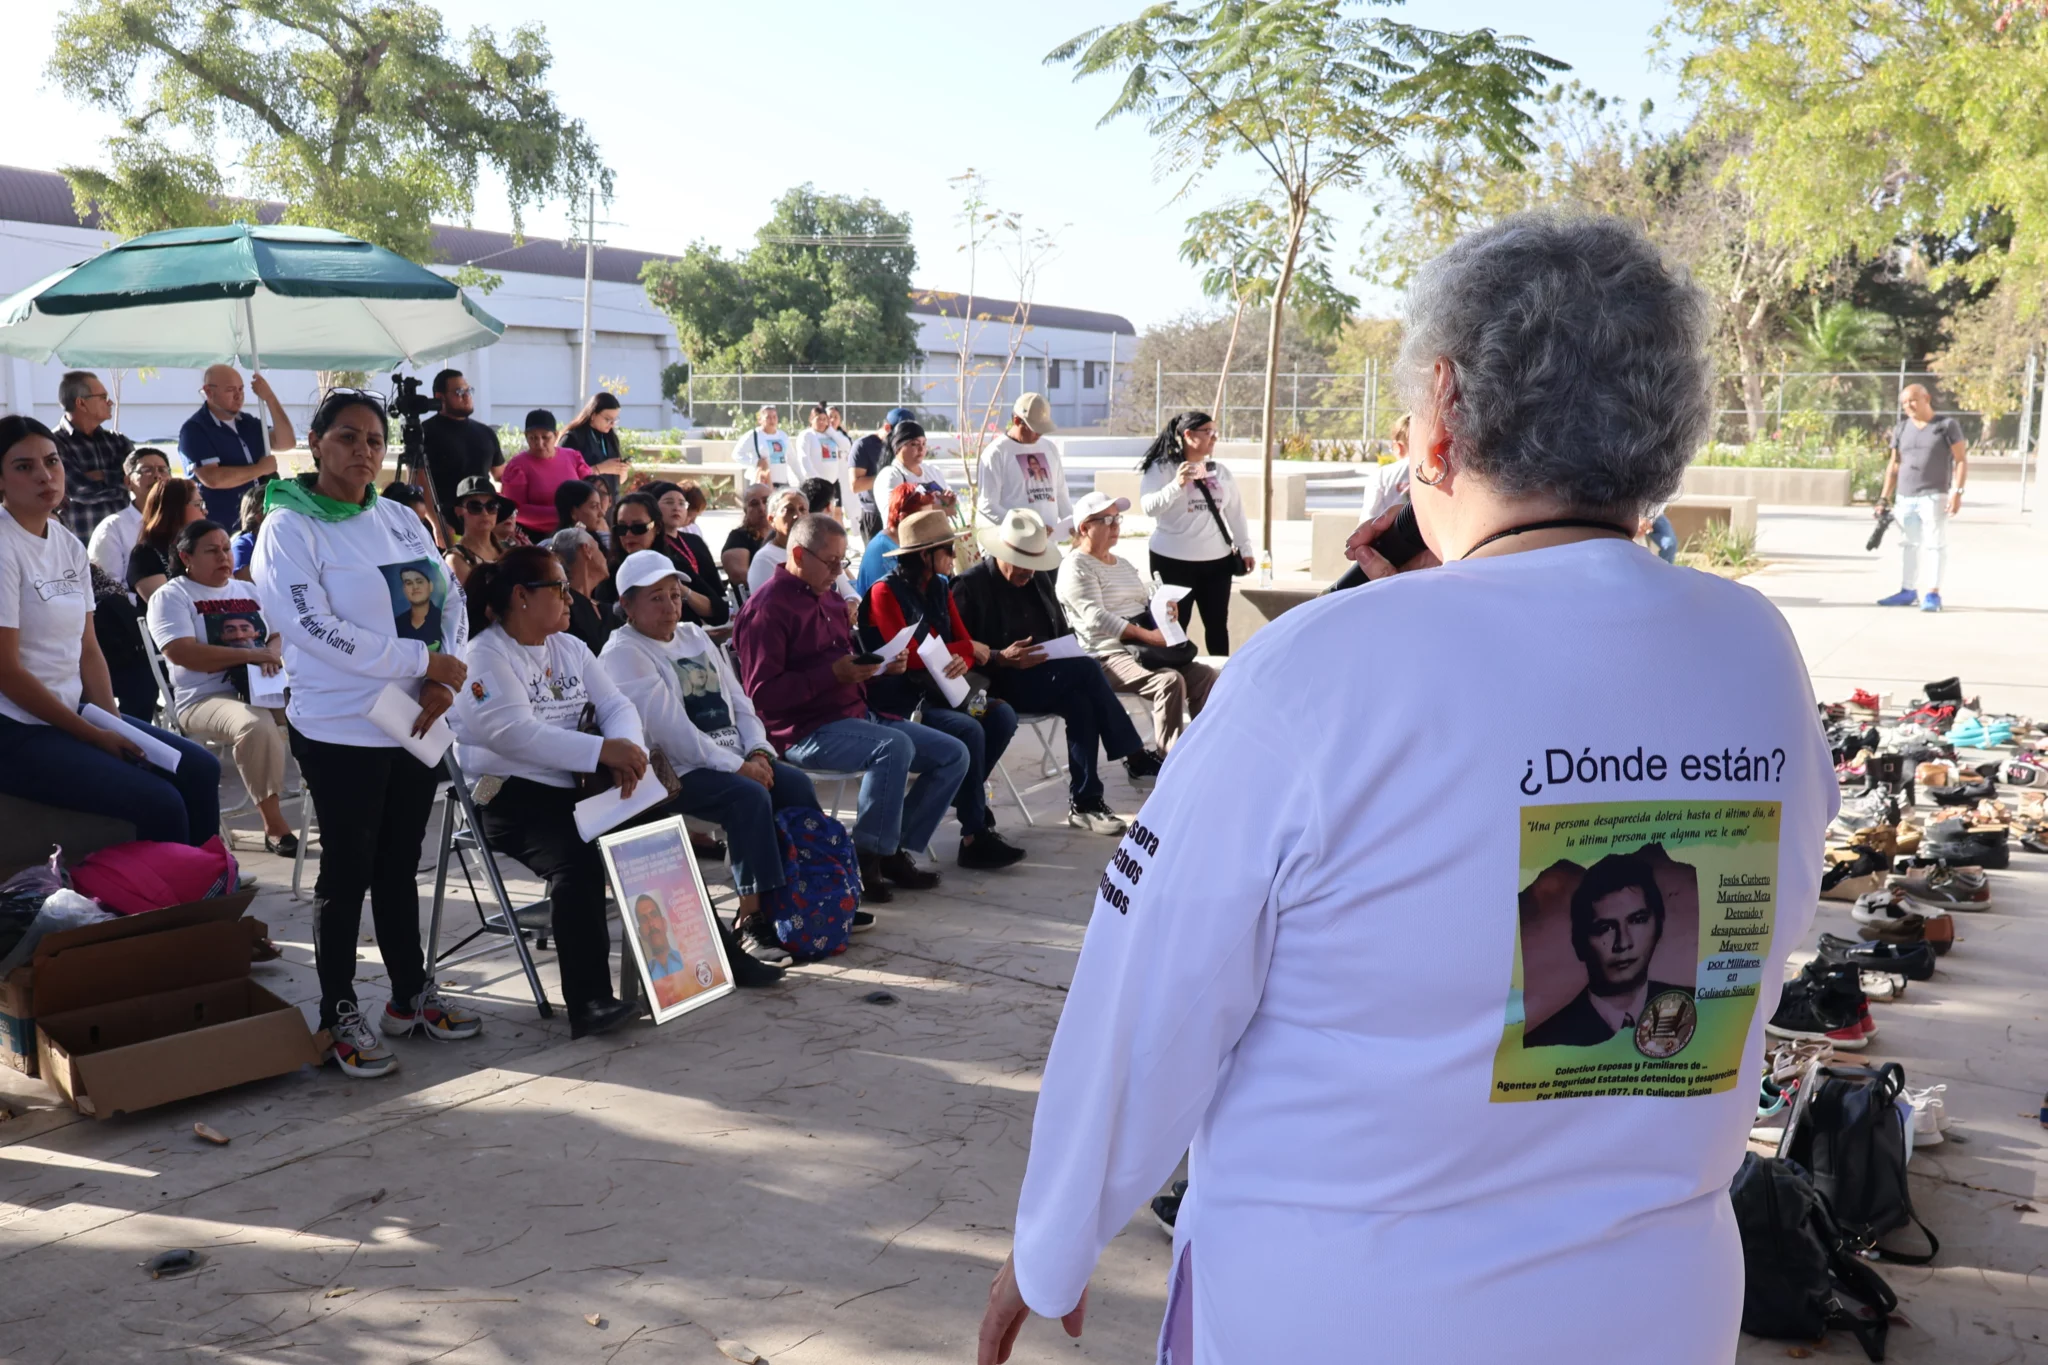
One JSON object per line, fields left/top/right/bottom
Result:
{"left": 681, "top": 367, "right": 1112, "bottom": 433}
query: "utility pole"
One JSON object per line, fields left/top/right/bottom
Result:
{"left": 578, "top": 184, "right": 597, "bottom": 400}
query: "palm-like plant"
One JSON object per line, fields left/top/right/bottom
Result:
{"left": 1790, "top": 300, "right": 1888, "bottom": 372}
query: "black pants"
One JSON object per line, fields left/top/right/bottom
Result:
{"left": 290, "top": 728, "right": 440, "bottom": 1029}
{"left": 1148, "top": 549, "right": 1238, "bottom": 655}
{"left": 990, "top": 658, "right": 1144, "bottom": 806}
{"left": 473, "top": 777, "right": 616, "bottom": 1013}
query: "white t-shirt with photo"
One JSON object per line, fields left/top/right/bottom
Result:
{"left": 1012, "top": 539, "right": 1836, "bottom": 1363}
{"left": 146, "top": 575, "right": 271, "bottom": 713}
{"left": 874, "top": 459, "right": 953, "bottom": 509}
{"left": 0, "top": 512, "right": 91, "bottom": 725}
{"left": 733, "top": 429, "right": 797, "bottom": 486}
{"left": 976, "top": 435, "right": 1071, "bottom": 535}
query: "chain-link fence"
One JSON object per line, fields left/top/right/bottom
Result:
{"left": 681, "top": 365, "right": 1115, "bottom": 435}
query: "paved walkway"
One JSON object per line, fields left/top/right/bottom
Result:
{"left": 0, "top": 473, "right": 2043, "bottom": 1364}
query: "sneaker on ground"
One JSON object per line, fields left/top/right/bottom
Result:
{"left": 384, "top": 988, "right": 482, "bottom": 1041}
{"left": 737, "top": 915, "right": 792, "bottom": 964}
{"left": 328, "top": 1003, "right": 399, "bottom": 1077}
{"left": 1888, "top": 868, "right": 1992, "bottom": 909}
{"left": 1068, "top": 799, "right": 1128, "bottom": 836}
{"left": 958, "top": 829, "right": 1027, "bottom": 870}
{"left": 1877, "top": 589, "right": 1919, "bottom": 607}
{"left": 1921, "top": 591, "right": 1944, "bottom": 612}
{"left": 1123, "top": 749, "right": 1164, "bottom": 786}
{"left": 1905, "top": 1084, "right": 1949, "bottom": 1145}
{"left": 1766, "top": 979, "right": 1866, "bottom": 1049}
{"left": 879, "top": 850, "right": 940, "bottom": 890}
{"left": 851, "top": 909, "right": 876, "bottom": 934}
{"left": 1858, "top": 1000, "right": 1878, "bottom": 1039}
{"left": 1150, "top": 1178, "right": 1188, "bottom": 1236}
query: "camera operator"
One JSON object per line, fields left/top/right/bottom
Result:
{"left": 1874, "top": 383, "right": 1967, "bottom": 613}
{"left": 420, "top": 369, "right": 505, "bottom": 528}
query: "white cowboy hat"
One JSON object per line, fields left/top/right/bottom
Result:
{"left": 976, "top": 507, "right": 1064, "bottom": 572}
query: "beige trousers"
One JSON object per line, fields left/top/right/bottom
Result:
{"left": 181, "top": 696, "right": 289, "bottom": 802}
{"left": 1097, "top": 652, "right": 1218, "bottom": 752}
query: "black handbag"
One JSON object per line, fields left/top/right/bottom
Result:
{"left": 1129, "top": 610, "right": 1198, "bottom": 670}
{"left": 1194, "top": 475, "right": 1251, "bottom": 577}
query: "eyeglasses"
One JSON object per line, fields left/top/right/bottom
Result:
{"left": 321, "top": 386, "right": 388, "bottom": 414}
{"left": 523, "top": 579, "right": 572, "bottom": 600}
{"left": 447, "top": 386, "right": 474, "bottom": 397}
{"left": 1085, "top": 514, "right": 1124, "bottom": 528}
{"left": 806, "top": 554, "right": 848, "bottom": 574}
{"left": 616, "top": 520, "right": 655, "bottom": 535}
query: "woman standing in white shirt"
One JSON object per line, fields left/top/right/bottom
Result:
{"left": 147, "top": 518, "right": 298, "bottom": 853}
{"left": 0, "top": 416, "right": 220, "bottom": 844}
{"left": 1137, "top": 412, "right": 1253, "bottom": 656}
{"left": 872, "top": 421, "right": 958, "bottom": 516}
{"left": 253, "top": 390, "right": 477, "bottom": 1080}
{"left": 979, "top": 215, "right": 1836, "bottom": 1365}
{"left": 453, "top": 545, "right": 651, "bottom": 1040}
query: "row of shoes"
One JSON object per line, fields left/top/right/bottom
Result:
{"left": 1753, "top": 1038, "right": 1951, "bottom": 1150}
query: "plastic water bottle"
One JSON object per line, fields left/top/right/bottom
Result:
{"left": 1259, "top": 549, "right": 1273, "bottom": 587}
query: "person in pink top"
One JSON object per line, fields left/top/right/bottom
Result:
{"left": 500, "top": 409, "right": 621, "bottom": 537}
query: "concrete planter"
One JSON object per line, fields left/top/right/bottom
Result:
{"left": 1682, "top": 465, "right": 1852, "bottom": 506}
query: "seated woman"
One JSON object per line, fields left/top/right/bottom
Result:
{"left": 1055, "top": 490, "right": 1215, "bottom": 755}
{"left": 127, "top": 475, "right": 205, "bottom": 600}
{"left": 553, "top": 477, "right": 610, "bottom": 555}
{"left": 865, "top": 509, "right": 1026, "bottom": 871}
{"left": 638, "top": 479, "right": 729, "bottom": 626}
{"left": 147, "top": 519, "right": 298, "bottom": 853}
{"left": 442, "top": 475, "right": 507, "bottom": 588}
{"left": 231, "top": 480, "right": 267, "bottom": 581}
{"left": 451, "top": 546, "right": 656, "bottom": 1039}
{"left": 0, "top": 416, "right": 221, "bottom": 844}
{"left": 598, "top": 491, "right": 664, "bottom": 621}
{"left": 857, "top": 483, "right": 933, "bottom": 595}
{"left": 599, "top": 549, "right": 813, "bottom": 978}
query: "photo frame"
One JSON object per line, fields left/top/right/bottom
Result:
{"left": 598, "top": 815, "right": 734, "bottom": 1024}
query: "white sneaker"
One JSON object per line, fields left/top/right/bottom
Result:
{"left": 1906, "top": 1084, "right": 1948, "bottom": 1145}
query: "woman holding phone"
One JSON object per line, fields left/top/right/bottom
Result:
{"left": 253, "top": 389, "right": 475, "bottom": 1080}
{"left": 1137, "top": 412, "right": 1253, "bottom": 656}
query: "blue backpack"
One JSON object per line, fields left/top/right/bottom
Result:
{"left": 762, "top": 807, "right": 861, "bottom": 961}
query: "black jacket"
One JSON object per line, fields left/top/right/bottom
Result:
{"left": 950, "top": 558, "right": 1066, "bottom": 653}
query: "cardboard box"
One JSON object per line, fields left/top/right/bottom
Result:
{"left": 25, "top": 892, "right": 320, "bottom": 1116}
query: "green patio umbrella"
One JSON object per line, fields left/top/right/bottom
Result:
{"left": 0, "top": 222, "right": 503, "bottom": 371}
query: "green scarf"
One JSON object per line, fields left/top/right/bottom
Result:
{"left": 264, "top": 473, "right": 378, "bottom": 522}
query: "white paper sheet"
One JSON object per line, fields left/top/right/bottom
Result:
{"left": 82, "top": 703, "right": 181, "bottom": 772}
{"left": 1150, "top": 584, "right": 1193, "bottom": 648}
{"left": 573, "top": 774, "right": 671, "bottom": 842}
{"left": 367, "top": 682, "right": 455, "bottom": 767}
{"left": 1035, "top": 634, "right": 1087, "bottom": 661}
{"left": 873, "top": 624, "right": 918, "bottom": 664}
{"left": 247, "top": 668, "right": 288, "bottom": 708}
{"left": 916, "top": 632, "right": 971, "bottom": 707}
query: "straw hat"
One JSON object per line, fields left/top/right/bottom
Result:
{"left": 976, "top": 507, "right": 1063, "bottom": 572}
{"left": 884, "top": 508, "right": 966, "bottom": 557}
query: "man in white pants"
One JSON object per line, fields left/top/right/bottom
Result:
{"left": 1876, "top": 384, "right": 1967, "bottom": 613}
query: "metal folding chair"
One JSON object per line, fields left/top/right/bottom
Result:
{"left": 997, "top": 713, "right": 1066, "bottom": 826}
{"left": 421, "top": 750, "right": 555, "bottom": 1018}
{"left": 138, "top": 629, "right": 256, "bottom": 836}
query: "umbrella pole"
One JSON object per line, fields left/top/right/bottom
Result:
{"left": 243, "top": 296, "right": 271, "bottom": 463}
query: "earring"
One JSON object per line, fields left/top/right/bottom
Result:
{"left": 1413, "top": 459, "right": 1446, "bottom": 487}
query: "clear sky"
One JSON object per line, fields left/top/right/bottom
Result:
{"left": 0, "top": 1, "right": 1683, "bottom": 328}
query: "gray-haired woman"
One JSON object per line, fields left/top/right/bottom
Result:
{"left": 979, "top": 214, "right": 1838, "bottom": 1364}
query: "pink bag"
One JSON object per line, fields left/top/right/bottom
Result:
{"left": 71, "top": 837, "right": 240, "bottom": 916}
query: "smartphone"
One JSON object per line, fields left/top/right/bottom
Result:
{"left": 1370, "top": 500, "right": 1428, "bottom": 569}
{"left": 851, "top": 652, "right": 884, "bottom": 666}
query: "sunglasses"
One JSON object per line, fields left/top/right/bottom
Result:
{"left": 1086, "top": 514, "right": 1124, "bottom": 528}
{"left": 460, "top": 499, "right": 494, "bottom": 515}
{"left": 522, "top": 578, "right": 572, "bottom": 600}
{"left": 616, "top": 520, "right": 655, "bottom": 535}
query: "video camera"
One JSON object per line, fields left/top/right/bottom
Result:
{"left": 387, "top": 372, "right": 436, "bottom": 488}
{"left": 1866, "top": 504, "right": 1894, "bottom": 552}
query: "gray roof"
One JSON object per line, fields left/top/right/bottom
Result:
{"left": 0, "top": 163, "right": 1133, "bottom": 333}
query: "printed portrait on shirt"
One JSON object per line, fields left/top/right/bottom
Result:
{"left": 381, "top": 558, "right": 449, "bottom": 649}
{"left": 1518, "top": 847, "right": 1698, "bottom": 1053}
{"left": 195, "top": 597, "right": 267, "bottom": 649}
{"left": 672, "top": 652, "right": 738, "bottom": 747}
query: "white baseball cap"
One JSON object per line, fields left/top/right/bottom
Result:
{"left": 1071, "top": 491, "right": 1131, "bottom": 526}
{"left": 614, "top": 548, "right": 682, "bottom": 598}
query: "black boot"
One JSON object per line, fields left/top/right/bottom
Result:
{"left": 568, "top": 995, "right": 635, "bottom": 1040}
{"left": 718, "top": 919, "right": 786, "bottom": 989}
{"left": 857, "top": 850, "right": 895, "bottom": 903}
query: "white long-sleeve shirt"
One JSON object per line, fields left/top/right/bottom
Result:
{"left": 86, "top": 504, "right": 140, "bottom": 586}
{"left": 790, "top": 429, "right": 852, "bottom": 509}
{"left": 452, "top": 624, "right": 642, "bottom": 788}
{"left": 1053, "top": 550, "right": 1150, "bottom": 659}
{"left": 252, "top": 496, "right": 465, "bottom": 747}
{"left": 1138, "top": 460, "right": 1253, "bottom": 562}
{"left": 976, "top": 436, "right": 1072, "bottom": 537}
{"left": 1012, "top": 539, "right": 1836, "bottom": 1362}
{"left": 600, "top": 623, "right": 770, "bottom": 776}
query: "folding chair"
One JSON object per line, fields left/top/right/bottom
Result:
{"left": 421, "top": 750, "right": 555, "bottom": 1018}
{"left": 997, "top": 713, "right": 1067, "bottom": 826}
{"left": 139, "top": 630, "right": 256, "bottom": 837}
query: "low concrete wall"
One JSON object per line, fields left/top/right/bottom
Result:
{"left": 1682, "top": 465, "right": 1852, "bottom": 506}
{"left": 1665, "top": 494, "right": 1758, "bottom": 547}
{"left": 1311, "top": 510, "right": 1355, "bottom": 582}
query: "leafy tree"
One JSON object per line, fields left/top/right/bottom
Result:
{"left": 48, "top": 0, "right": 609, "bottom": 260}
{"left": 640, "top": 184, "right": 919, "bottom": 375}
{"left": 1180, "top": 197, "right": 1355, "bottom": 419}
{"left": 1051, "top": 0, "right": 1562, "bottom": 554}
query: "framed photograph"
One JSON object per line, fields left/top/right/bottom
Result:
{"left": 598, "top": 815, "right": 734, "bottom": 1024}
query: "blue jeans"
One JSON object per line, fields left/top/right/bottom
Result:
{"left": 669, "top": 760, "right": 820, "bottom": 896}
{"left": 913, "top": 699, "right": 1017, "bottom": 836}
{"left": 1647, "top": 514, "right": 1679, "bottom": 564}
{"left": 783, "top": 714, "right": 970, "bottom": 856}
{"left": 0, "top": 712, "right": 221, "bottom": 845}
{"left": 990, "top": 657, "right": 1145, "bottom": 805}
